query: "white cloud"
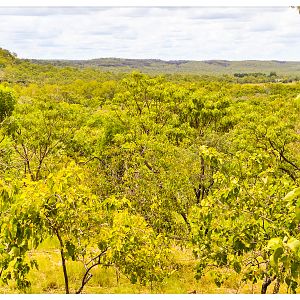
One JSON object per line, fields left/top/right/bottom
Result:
{"left": 0, "top": 7, "right": 299, "bottom": 60}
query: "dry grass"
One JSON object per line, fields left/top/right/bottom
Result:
{"left": 0, "top": 240, "right": 296, "bottom": 294}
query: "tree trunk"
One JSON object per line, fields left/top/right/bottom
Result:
{"left": 56, "top": 230, "right": 69, "bottom": 294}
{"left": 273, "top": 277, "right": 280, "bottom": 294}
{"left": 261, "top": 276, "right": 272, "bottom": 294}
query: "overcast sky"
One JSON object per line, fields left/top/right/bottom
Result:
{"left": 0, "top": 7, "right": 300, "bottom": 61}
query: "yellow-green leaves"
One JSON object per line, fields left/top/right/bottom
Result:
{"left": 266, "top": 236, "right": 300, "bottom": 290}
{"left": 284, "top": 188, "right": 300, "bottom": 202}
{"left": 270, "top": 247, "right": 284, "bottom": 267}
{"left": 283, "top": 188, "right": 300, "bottom": 221}
{"left": 287, "top": 238, "right": 300, "bottom": 253}
{"left": 268, "top": 238, "right": 283, "bottom": 251}
{"left": 0, "top": 85, "right": 16, "bottom": 123}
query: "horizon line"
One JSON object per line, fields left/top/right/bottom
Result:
{"left": 25, "top": 57, "right": 300, "bottom": 63}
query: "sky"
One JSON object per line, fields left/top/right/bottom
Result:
{"left": 0, "top": 7, "right": 300, "bottom": 61}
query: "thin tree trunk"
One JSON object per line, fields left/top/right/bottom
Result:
{"left": 261, "top": 276, "right": 272, "bottom": 294}
{"left": 180, "top": 211, "right": 191, "bottom": 232}
{"left": 273, "top": 277, "right": 280, "bottom": 294}
{"left": 55, "top": 230, "right": 69, "bottom": 294}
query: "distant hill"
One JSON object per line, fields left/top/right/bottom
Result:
{"left": 27, "top": 58, "right": 300, "bottom": 75}
{"left": 1, "top": 46, "right": 300, "bottom": 76}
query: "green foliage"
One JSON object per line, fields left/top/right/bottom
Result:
{"left": 0, "top": 86, "right": 16, "bottom": 123}
{"left": 0, "top": 48, "right": 17, "bottom": 68}
{"left": 0, "top": 178, "right": 42, "bottom": 290}
{"left": 1, "top": 50, "right": 300, "bottom": 293}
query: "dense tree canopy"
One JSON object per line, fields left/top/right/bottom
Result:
{"left": 1, "top": 48, "right": 300, "bottom": 293}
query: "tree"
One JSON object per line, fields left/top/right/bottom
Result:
{"left": 3, "top": 97, "right": 88, "bottom": 181}
{"left": 0, "top": 85, "right": 16, "bottom": 123}
{"left": 13, "top": 162, "right": 173, "bottom": 294}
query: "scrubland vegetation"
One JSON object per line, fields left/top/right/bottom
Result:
{"left": 1, "top": 48, "right": 300, "bottom": 293}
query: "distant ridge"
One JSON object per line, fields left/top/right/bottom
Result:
{"left": 26, "top": 58, "right": 300, "bottom": 75}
